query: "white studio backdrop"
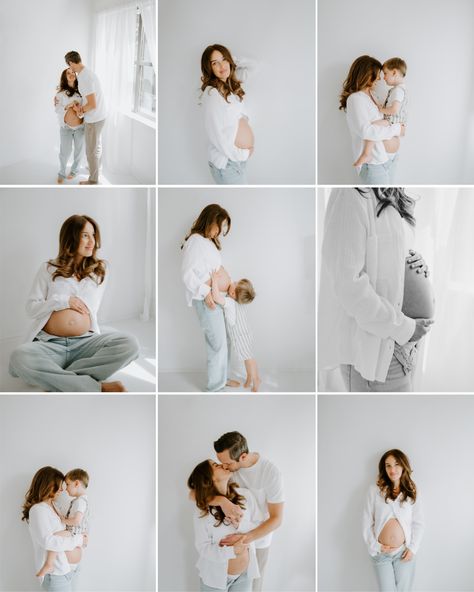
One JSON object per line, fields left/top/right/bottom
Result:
{"left": 158, "top": 188, "right": 315, "bottom": 378}
{"left": 319, "top": 394, "right": 474, "bottom": 592}
{"left": 318, "top": 0, "right": 474, "bottom": 184}
{"left": 158, "top": 394, "right": 316, "bottom": 592}
{"left": 158, "top": 0, "right": 315, "bottom": 185}
{"left": 317, "top": 187, "right": 474, "bottom": 392}
{"left": 0, "top": 395, "right": 155, "bottom": 592}
{"left": 0, "top": 188, "right": 156, "bottom": 342}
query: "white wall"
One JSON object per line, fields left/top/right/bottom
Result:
{"left": 158, "top": 188, "right": 315, "bottom": 377}
{"left": 158, "top": 394, "right": 315, "bottom": 592}
{"left": 158, "top": 0, "right": 315, "bottom": 184}
{"left": 0, "top": 395, "right": 155, "bottom": 592}
{"left": 318, "top": 0, "right": 474, "bottom": 184}
{"left": 0, "top": 0, "right": 92, "bottom": 169}
{"left": 0, "top": 188, "right": 155, "bottom": 340}
{"left": 319, "top": 395, "right": 474, "bottom": 591}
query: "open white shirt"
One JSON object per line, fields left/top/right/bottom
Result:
{"left": 77, "top": 67, "right": 107, "bottom": 123}
{"left": 28, "top": 502, "right": 83, "bottom": 580}
{"left": 318, "top": 188, "right": 416, "bottom": 382}
{"left": 193, "top": 487, "right": 261, "bottom": 590}
{"left": 181, "top": 234, "right": 222, "bottom": 306}
{"left": 25, "top": 262, "right": 108, "bottom": 343}
{"left": 233, "top": 457, "right": 284, "bottom": 549}
{"left": 363, "top": 484, "right": 424, "bottom": 557}
{"left": 346, "top": 91, "right": 401, "bottom": 171}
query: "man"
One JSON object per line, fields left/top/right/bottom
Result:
{"left": 213, "top": 431, "right": 284, "bottom": 592}
{"left": 64, "top": 51, "right": 107, "bottom": 185}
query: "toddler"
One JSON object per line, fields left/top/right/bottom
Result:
{"left": 353, "top": 57, "right": 408, "bottom": 167}
{"left": 209, "top": 267, "right": 261, "bottom": 392}
{"left": 36, "top": 469, "right": 90, "bottom": 577}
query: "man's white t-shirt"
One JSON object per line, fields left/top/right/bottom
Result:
{"left": 233, "top": 456, "right": 284, "bottom": 549}
{"left": 77, "top": 67, "right": 107, "bottom": 123}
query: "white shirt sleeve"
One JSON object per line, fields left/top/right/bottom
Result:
{"left": 182, "top": 238, "right": 212, "bottom": 301}
{"left": 347, "top": 93, "right": 401, "bottom": 141}
{"left": 322, "top": 192, "right": 415, "bottom": 345}
{"left": 222, "top": 297, "right": 237, "bottom": 326}
{"left": 388, "top": 86, "right": 405, "bottom": 104}
{"left": 362, "top": 486, "right": 381, "bottom": 557}
{"left": 25, "top": 263, "right": 70, "bottom": 319}
{"left": 407, "top": 497, "right": 424, "bottom": 554}
{"left": 79, "top": 69, "right": 95, "bottom": 97}
{"left": 193, "top": 510, "right": 237, "bottom": 562}
{"left": 71, "top": 497, "right": 87, "bottom": 516}
{"left": 263, "top": 463, "right": 285, "bottom": 504}
{"left": 203, "top": 88, "right": 250, "bottom": 164}
{"left": 29, "top": 505, "right": 83, "bottom": 553}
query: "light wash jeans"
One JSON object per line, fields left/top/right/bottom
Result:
{"left": 371, "top": 547, "right": 416, "bottom": 591}
{"left": 209, "top": 160, "right": 248, "bottom": 185}
{"left": 58, "top": 125, "right": 85, "bottom": 179}
{"left": 359, "top": 153, "right": 399, "bottom": 184}
{"left": 41, "top": 569, "right": 76, "bottom": 592}
{"left": 194, "top": 300, "right": 229, "bottom": 392}
{"left": 9, "top": 331, "right": 139, "bottom": 392}
{"left": 200, "top": 571, "right": 252, "bottom": 592}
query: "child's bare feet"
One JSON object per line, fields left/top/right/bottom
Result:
{"left": 353, "top": 154, "right": 371, "bottom": 167}
{"left": 36, "top": 563, "right": 54, "bottom": 577}
{"left": 101, "top": 381, "right": 127, "bottom": 392}
{"left": 57, "top": 177, "right": 64, "bottom": 184}
{"left": 226, "top": 379, "right": 241, "bottom": 387}
{"left": 251, "top": 377, "right": 262, "bottom": 393}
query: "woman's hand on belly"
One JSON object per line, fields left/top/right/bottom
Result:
{"left": 407, "top": 250, "right": 429, "bottom": 277}
{"left": 64, "top": 107, "right": 82, "bottom": 128}
{"left": 43, "top": 297, "right": 91, "bottom": 337}
{"left": 234, "top": 117, "right": 254, "bottom": 150}
{"left": 401, "top": 548, "right": 414, "bottom": 562}
{"left": 69, "top": 296, "right": 89, "bottom": 314}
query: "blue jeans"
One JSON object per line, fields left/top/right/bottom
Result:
{"left": 194, "top": 300, "right": 229, "bottom": 392}
{"left": 372, "top": 548, "right": 416, "bottom": 591}
{"left": 9, "top": 331, "right": 139, "bottom": 392}
{"left": 200, "top": 572, "right": 252, "bottom": 592}
{"left": 41, "top": 570, "right": 76, "bottom": 592}
{"left": 58, "top": 126, "right": 85, "bottom": 178}
{"left": 359, "top": 153, "right": 398, "bottom": 184}
{"left": 209, "top": 160, "right": 248, "bottom": 185}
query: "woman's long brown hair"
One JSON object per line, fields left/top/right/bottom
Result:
{"left": 182, "top": 204, "right": 231, "bottom": 251}
{"left": 377, "top": 449, "right": 417, "bottom": 504}
{"left": 48, "top": 215, "right": 106, "bottom": 284}
{"left": 57, "top": 68, "right": 81, "bottom": 98}
{"left": 188, "top": 460, "right": 246, "bottom": 526}
{"left": 339, "top": 55, "right": 382, "bottom": 111}
{"left": 22, "top": 466, "right": 65, "bottom": 522}
{"left": 200, "top": 44, "right": 245, "bottom": 103}
{"left": 356, "top": 187, "right": 416, "bottom": 226}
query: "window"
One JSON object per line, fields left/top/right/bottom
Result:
{"left": 133, "top": 10, "right": 156, "bottom": 120}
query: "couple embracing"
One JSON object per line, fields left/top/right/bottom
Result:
{"left": 188, "top": 431, "right": 284, "bottom": 592}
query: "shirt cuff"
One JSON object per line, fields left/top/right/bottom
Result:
{"left": 197, "top": 284, "right": 211, "bottom": 299}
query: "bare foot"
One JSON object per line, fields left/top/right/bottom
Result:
{"left": 37, "top": 564, "right": 54, "bottom": 577}
{"left": 101, "top": 381, "right": 127, "bottom": 392}
{"left": 226, "top": 379, "right": 240, "bottom": 387}
{"left": 244, "top": 377, "right": 251, "bottom": 389}
{"left": 353, "top": 154, "right": 371, "bottom": 167}
{"left": 251, "top": 377, "right": 262, "bottom": 393}
{"left": 67, "top": 173, "right": 76, "bottom": 180}
{"left": 57, "top": 177, "right": 64, "bottom": 184}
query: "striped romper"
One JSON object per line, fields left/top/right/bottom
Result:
{"left": 222, "top": 297, "right": 253, "bottom": 361}
{"left": 383, "top": 84, "right": 407, "bottom": 125}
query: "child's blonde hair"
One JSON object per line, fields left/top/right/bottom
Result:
{"left": 65, "top": 468, "right": 89, "bottom": 488}
{"left": 383, "top": 57, "right": 407, "bottom": 77}
{"left": 235, "top": 279, "right": 255, "bottom": 304}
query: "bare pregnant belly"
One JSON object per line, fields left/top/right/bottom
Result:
{"left": 383, "top": 136, "right": 400, "bottom": 154}
{"left": 378, "top": 518, "right": 405, "bottom": 548}
{"left": 64, "top": 107, "right": 82, "bottom": 128}
{"left": 205, "top": 266, "right": 231, "bottom": 292}
{"left": 43, "top": 310, "right": 91, "bottom": 337}
{"left": 227, "top": 550, "right": 249, "bottom": 575}
{"left": 402, "top": 260, "right": 435, "bottom": 319}
{"left": 234, "top": 117, "right": 254, "bottom": 149}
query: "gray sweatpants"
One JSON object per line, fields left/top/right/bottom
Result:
{"left": 9, "top": 331, "right": 139, "bottom": 392}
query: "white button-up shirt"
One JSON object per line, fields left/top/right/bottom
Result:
{"left": 363, "top": 484, "right": 424, "bottom": 557}
{"left": 318, "top": 188, "right": 416, "bottom": 382}
{"left": 181, "top": 234, "right": 222, "bottom": 306}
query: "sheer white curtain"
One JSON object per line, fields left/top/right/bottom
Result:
{"left": 138, "top": 0, "right": 156, "bottom": 72}
{"left": 92, "top": 2, "right": 136, "bottom": 174}
{"left": 318, "top": 188, "right": 474, "bottom": 392}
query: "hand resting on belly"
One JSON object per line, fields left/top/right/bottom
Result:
{"left": 402, "top": 257, "right": 435, "bottom": 320}
{"left": 43, "top": 296, "right": 91, "bottom": 337}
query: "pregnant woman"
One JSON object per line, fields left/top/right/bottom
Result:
{"left": 55, "top": 68, "right": 85, "bottom": 184}
{"left": 200, "top": 44, "right": 255, "bottom": 185}
{"left": 188, "top": 460, "right": 261, "bottom": 591}
{"left": 340, "top": 55, "right": 404, "bottom": 184}
{"left": 9, "top": 214, "right": 139, "bottom": 392}
{"left": 363, "top": 449, "right": 424, "bottom": 591}
{"left": 319, "top": 187, "right": 435, "bottom": 391}
{"left": 22, "top": 466, "right": 87, "bottom": 592}
{"left": 181, "top": 204, "right": 236, "bottom": 392}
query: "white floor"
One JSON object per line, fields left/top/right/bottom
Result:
{"left": 0, "top": 318, "right": 156, "bottom": 393}
{"left": 158, "top": 371, "right": 315, "bottom": 393}
{"left": 0, "top": 159, "right": 139, "bottom": 185}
